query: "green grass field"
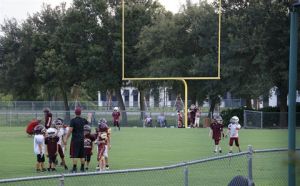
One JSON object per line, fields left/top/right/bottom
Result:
{"left": 0, "top": 127, "right": 299, "bottom": 185}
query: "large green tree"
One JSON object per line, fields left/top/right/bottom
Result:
{"left": 0, "top": 19, "right": 40, "bottom": 100}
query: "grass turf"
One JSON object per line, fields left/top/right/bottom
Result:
{"left": 0, "top": 127, "right": 299, "bottom": 185}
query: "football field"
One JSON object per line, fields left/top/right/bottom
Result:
{"left": 0, "top": 127, "right": 299, "bottom": 185}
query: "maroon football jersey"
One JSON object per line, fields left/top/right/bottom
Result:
{"left": 210, "top": 122, "right": 223, "bottom": 139}
{"left": 112, "top": 111, "right": 120, "bottom": 122}
{"left": 45, "top": 112, "right": 52, "bottom": 129}
{"left": 84, "top": 134, "right": 96, "bottom": 155}
{"left": 97, "top": 131, "right": 108, "bottom": 145}
{"left": 45, "top": 136, "right": 59, "bottom": 156}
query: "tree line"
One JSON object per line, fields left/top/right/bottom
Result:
{"left": 0, "top": 0, "right": 299, "bottom": 125}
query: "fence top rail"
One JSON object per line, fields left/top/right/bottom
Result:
{"left": 244, "top": 110, "right": 263, "bottom": 113}
{"left": 185, "top": 151, "right": 249, "bottom": 166}
{"left": 244, "top": 110, "right": 300, "bottom": 114}
{"left": 254, "top": 147, "right": 300, "bottom": 153}
{"left": 0, "top": 152, "right": 249, "bottom": 183}
{"left": 0, "top": 147, "right": 298, "bottom": 183}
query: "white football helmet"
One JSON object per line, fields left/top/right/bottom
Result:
{"left": 230, "top": 116, "right": 239, "bottom": 123}
{"left": 214, "top": 115, "right": 223, "bottom": 124}
{"left": 113, "top": 107, "right": 119, "bottom": 112}
{"left": 47, "top": 128, "right": 57, "bottom": 138}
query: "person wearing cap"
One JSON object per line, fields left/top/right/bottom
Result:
{"left": 64, "top": 107, "right": 88, "bottom": 173}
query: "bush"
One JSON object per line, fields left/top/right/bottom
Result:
{"left": 220, "top": 107, "right": 248, "bottom": 127}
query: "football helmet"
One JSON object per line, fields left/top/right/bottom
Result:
{"left": 84, "top": 125, "right": 91, "bottom": 133}
{"left": 47, "top": 128, "right": 57, "bottom": 138}
{"left": 98, "top": 119, "right": 109, "bottom": 132}
{"left": 34, "top": 125, "right": 45, "bottom": 134}
{"left": 113, "top": 107, "right": 119, "bottom": 112}
{"left": 214, "top": 115, "right": 223, "bottom": 124}
{"left": 54, "top": 118, "right": 63, "bottom": 128}
{"left": 230, "top": 116, "right": 239, "bottom": 123}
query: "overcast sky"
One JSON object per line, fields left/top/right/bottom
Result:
{"left": 0, "top": 0, "right": 206, "bottom": 25}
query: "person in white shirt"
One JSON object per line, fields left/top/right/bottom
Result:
{"left": 33, "top": 125, "right": 46, "bottom": 172}
{"left": 227, "top": 116, "right": 241, "bottom": 153}
{"left": 54, "top": 118, "right": 68, "bottom": 170}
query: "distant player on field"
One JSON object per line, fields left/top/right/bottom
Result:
{"left": 112, "top": 107, "right": 121, "bottom": 131}
{"left": 227, "top": 116, "right": 241, "bottom": 153}
{"left": 209, "top": 116, "right": 224, "bottom": 153}
{"left": 177, "top": 110, "right": 183, "bottom": 128}
{"left": 194, "top": 108, "right": 201, "bottom": 128}
{"left": 43, "top": 108, "right": 52, "bottom": 129}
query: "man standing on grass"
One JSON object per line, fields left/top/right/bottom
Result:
{"left": 64, "top": 107, "right": 88, "bottom": 172}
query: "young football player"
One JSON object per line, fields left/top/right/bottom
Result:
{"left": 112, "top": 107, "right": 121, "bottom": 131}
{"left": 83, "top": 125, "right": 96, "bottom": 171}
{"left": 45, "top": 127, "right": 59, "bottom": 171}
{"left": 209, "top": 116, "right": 224, "bottom": 153}
{"left": 54, "top": 118, "right": 68, "bottom": 170}
{"left": 227, "top": 116, "right": 241, "bottom": 153}
{"left": 33, "top": 125, "right": 46, "bottom": 172}
{"left": 104, "top": 126, "right": 111, "bottom": 170}
{"left": 95, "top": 119, "right": 110, "bottom": 172}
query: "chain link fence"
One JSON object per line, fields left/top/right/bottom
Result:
{"left": 1, "top": 147, "right": 299, "bottom": 186}
{"left": 244, "top": 110, "right": 300, "bottom": 128}
{"left": 0, "top": 111, "right": 181, "bottom": 128}
{"left": 0, "top": 99, "right": 244, "bottom": 112}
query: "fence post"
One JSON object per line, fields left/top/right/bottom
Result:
{"left": 184, "top": 165, "right": 188, "bottom": 186}
{"left": 260, "top": 111, "right": 263, "bottom": 129}
{"left": 243, "top": 110, "right": 246, "bottom": 128}
{"left": 59, "top": 174, "right": 64, "bottom": 186}
{"left": 247, "top": 145, "right": 253, "bottom": 186}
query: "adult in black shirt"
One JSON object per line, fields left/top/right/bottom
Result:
{"left": 64, "top": 107, "right": 88, "bottom": 172}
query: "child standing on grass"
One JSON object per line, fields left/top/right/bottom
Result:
{"left": 227, "top": 116, "right": 241, "bottom": 153}
{"left": 45, "top": 128, "right": 59, "bottom": 171}
{"left": 209, "top": 116, "right": 224, "bottom": 153}
{"left": 54, "top": 118, "right": 68, "bottom": 170}
{"left": 83, "top": 125, "right": 96, "bottom": 171}
{"left": 33, "top": 125, "right": 46, "bottom": 172}
{"left": 95, "top": 119, "right": 110, "bottom": 172}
